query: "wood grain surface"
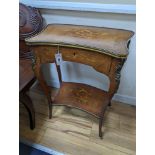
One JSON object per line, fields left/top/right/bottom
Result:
{"left": 20, "top": 84, "right": 136, "bottom": 155}
{"left": 26, "top": 24, "right": 134, "bottom": 58}
{"left": 25, "top": 24, "right": 133, "bottom": 138}
{"left": 53, "top": 82, "right": 109, "bottom": 117}
{"left": 19, "top": 59, "right": 34, "bottom": 91}
{"left": 29, "top": 43, "right": 127, "bottom": 138}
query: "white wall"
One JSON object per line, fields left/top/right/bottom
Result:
{"left": 20, "top": 0, "right": 135, "bottom": 14}
{"left": 42, "top": 0, "right": 135, "bottom": 4}
{"left": 40, "top": 9, "right": 136, "bottom": 105}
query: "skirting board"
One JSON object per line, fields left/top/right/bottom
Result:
{"left": 112, "top": 94, "right": 136, "bottom": 105}
{"left": 20, "top": 138, "right": 64, "bottom": 155}
{"left": 48, "top": 81, "right": 136, "bottom": 106}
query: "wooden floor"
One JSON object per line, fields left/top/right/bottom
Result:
{"left": 19, "top": 84, "right": 136, "bottom": 155}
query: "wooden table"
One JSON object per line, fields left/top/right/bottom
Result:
{"left": 26, "top": 24, "right": 134, "bottom": 138}
{"left": 19, "top": 59, "right": 36, "bottom": 129}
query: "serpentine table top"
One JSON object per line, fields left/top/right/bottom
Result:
{"left": 26, "top": 24, "right": 134, "bottom": 58}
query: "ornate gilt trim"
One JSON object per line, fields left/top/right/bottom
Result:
{"left": 25, "top": 42, "right": 128, "bottom": 59}
{"left": 115, "top": 59, "right": 126, "bottom": 82}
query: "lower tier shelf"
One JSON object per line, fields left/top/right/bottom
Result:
{"left": 52, "top": 82, "right": 109, "bottom": 117}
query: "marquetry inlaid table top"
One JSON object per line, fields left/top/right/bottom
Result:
{"left": 26, "top": 24, "right": 134, "bottom": 58}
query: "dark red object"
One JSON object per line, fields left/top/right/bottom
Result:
{"left": 19, "top": 3, "right": 43, "bottom": 59}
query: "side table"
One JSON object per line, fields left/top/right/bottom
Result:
{"left": 26, "top": 24, "right": 134, "bottom": 138}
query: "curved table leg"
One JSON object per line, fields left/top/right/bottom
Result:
{"left": 99, "top": 116, "right": 104, "bottom": 139}
{"left": 48, "top": 97, "right": 52, "bottom": 119}
{"left": 99, "top": 106, "right": 108, "bottom": 139}
{"left": 20, "top": 92, "right": 35, "bottom": 129}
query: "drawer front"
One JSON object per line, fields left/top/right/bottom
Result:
{"left": 60, "top": 47, "right": 112, "bottom": 75}
{"left": 32, "top": 45, "right": 112, "bottom": 75}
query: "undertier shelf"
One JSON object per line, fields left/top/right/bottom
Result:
{"left": 52, "top": 82, "right": 110, "bottom": 117}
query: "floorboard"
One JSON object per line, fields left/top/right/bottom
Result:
{"left": 19, "top": 85, "right": 136, "bottom": 155}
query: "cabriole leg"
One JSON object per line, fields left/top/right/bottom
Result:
{"left": 48, "top": 104, "right": 52, "bottom": 119}
{"left": 99, "top": 116, "right": 104, "bottom": 139}
{"left": 47, "top": 96, "right": 52, "bottom": 119}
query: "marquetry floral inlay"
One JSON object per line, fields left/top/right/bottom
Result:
{"left": 70, "top": 88, "right": 91, "bottom": 104}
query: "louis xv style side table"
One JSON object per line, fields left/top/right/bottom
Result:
{"left": 25, "top": 24, "right": 134, "bottom": 138}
